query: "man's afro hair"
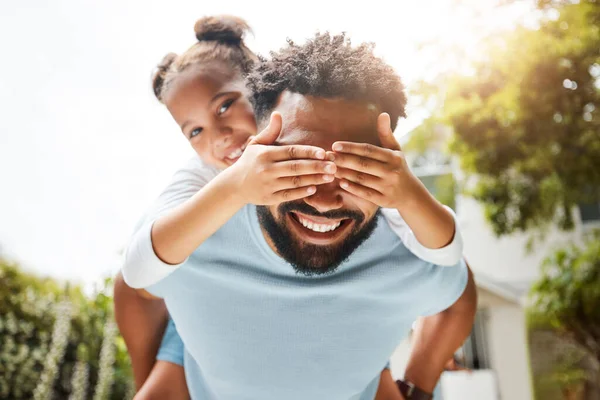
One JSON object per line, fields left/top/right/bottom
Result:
{"left": 246, "top": 32, "right": 407, "bottom": 131}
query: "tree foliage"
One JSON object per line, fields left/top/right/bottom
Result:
{"left": 529, "top": 232, "right": 600, "bottom": 361}
{"left": 414, "top": 0, "right": 600, "bottom": 235}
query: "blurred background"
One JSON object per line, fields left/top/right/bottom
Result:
{"left": 0, "top": 0, "right": 598, "bottom": 399}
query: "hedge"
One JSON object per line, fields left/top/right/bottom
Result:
{"left": 0, "top": 260, "right": 133, "bottom": 399}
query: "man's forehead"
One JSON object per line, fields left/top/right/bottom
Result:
{"left": 272, "top": 92, "right": 381, "bottom": 148}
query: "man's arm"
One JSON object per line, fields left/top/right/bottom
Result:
{"left": 375, "top": 368, "right": 405, "bottom": 400}
{"left": 403, "top": 264, "right": 477, "bottom": 393}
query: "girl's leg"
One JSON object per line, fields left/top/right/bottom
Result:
{"left": 114, "top": 272, "right": 169, "bottom": 389}
{"left": 133, "top": 361, "right": 189, "bottom": 400}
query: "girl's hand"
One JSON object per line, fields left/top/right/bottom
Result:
{"left": 329, "top": 113, "right": 421, "bottom": 209}
{"left": 231, "top": 112, "right": 336, "bottom": 205}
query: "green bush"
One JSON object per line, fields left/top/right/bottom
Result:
{"left": 0, "top": 260, "right": 133, "bottom": 399}
{"left": 529, "top": 232, "right": 600, "bottom": 360}
{"left": 527, "top": 231, "right": 600, "bottom": 399}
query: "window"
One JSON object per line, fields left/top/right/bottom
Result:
{"left": 459, "top": 310, "right": 491, "bottom": 370}
{"left": 578, "top": 202, "right": 600, "bottom": 223}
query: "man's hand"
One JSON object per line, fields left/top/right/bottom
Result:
{"left": 329, "top": 113, "right": 420, "bottom": 209}
{"left": 231, "top": 112, "right": 337, "bottom": 205}
{"left": 374, "top": 369, "right": 405, "bottom": 400}
{"left": 444, "top": 356, "right": 471, "bottom": 373}
{"left": 404, "top": 264, "right": 477, "bottom": 393}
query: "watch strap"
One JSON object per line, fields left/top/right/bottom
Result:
{"left": 396, "top": 379, "right": 433, "bottom": 400}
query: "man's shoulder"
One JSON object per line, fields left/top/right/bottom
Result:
{"left": 349, "top": 213, "right": 411, "bottom": 262}
{"left": 353, "top": 212, "right": 463, "bottom": 272}
{"left": 192, "top": 204, "right": 257, "bottom": 253}
{"left": 372, "top": 212, "right": 406, "bottom": 249}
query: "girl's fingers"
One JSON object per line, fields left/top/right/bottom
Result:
{"left": 273, "top": 173, "right": 334, "bottom": 191}
{"left": 271, "top": 186, "right": 317, "bottom": 203}
{"left": 376, "top": 113, "right": 402, "bottom": 151}
{"left": 329, "top": 152, "right": 388, "bottom": 176}
{"left": 334, "top": 167, "right": 383, "bottom": 191}
{"left": 267, "top": 145, "right": 326, "bottom": 162}
{"left": 250, "top": 112, "right": 283, "bottom": 145}
{"left": 331, "top": 141, "right": 393, "bottom": 163}
{"left": 271, "top": 160, "right": 336, "bottom": 177}
{"left": 338, "top": 179, "right": 383, "bottom": 204}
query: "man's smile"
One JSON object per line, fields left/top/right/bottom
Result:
{"left": 287, "top": 211, "right": 355, "bottom": 245}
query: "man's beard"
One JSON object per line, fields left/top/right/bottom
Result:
{"left": 256, "top": 202, "right": 380, "bottom": 276}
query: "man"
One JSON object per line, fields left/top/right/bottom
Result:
{"left": 126, "top": 33, "right": 476, "bottom": 400}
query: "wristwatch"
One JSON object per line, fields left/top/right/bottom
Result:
{"left": 396, "top": 380, "right": 433, "bottom": 400}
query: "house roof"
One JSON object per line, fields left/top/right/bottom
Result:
{"left": 473, "top": 271, "right": 526, "bottom": 304}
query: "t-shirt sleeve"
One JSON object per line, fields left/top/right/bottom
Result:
{"left": 381, "top": 206, "right": 463, "bottom": 266}
{"left": 121, "top": 156, "right": 221, "bottom": 289}
{"left": 156, "top": 318, "right": 185, "bottom": 367}
{"left": 418, "top": 258, "right": 469, "bottom": 317}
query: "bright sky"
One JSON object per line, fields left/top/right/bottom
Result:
{"left": 0, "top": 0, "right": 532, "bottom": 286}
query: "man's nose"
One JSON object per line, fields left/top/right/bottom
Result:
{"left": 303, "top": 180, "right": 344, "bottom": 213}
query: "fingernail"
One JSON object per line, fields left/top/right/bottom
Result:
{"left": 332, "top": 143, "right": 343, "bottom": 151}
{"left": 323, "top": 174, "right": 334, "bottom": 181}
{"left": 324, "top": 164, "right": 335, "bottom": 174}
{"left": 327, "top": 153, "right": 335, "bottom": 161}
{"left": 340, "top": 181, "right": 349, "bottom": 188}
{"left": 316, "top": 150, "right": 326, "bottom": 159}
{"left": 307, "top": 186, "right": 316, "bottom": 194}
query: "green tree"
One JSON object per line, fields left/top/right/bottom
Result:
{"left": 529, "top": 232, "right": 600, "bottom": 391}
{"left": 412, "top": 0, "right": 600, "bottom": 235}
{"left": 530, "top": 234, "right": 600, "bottom": 359}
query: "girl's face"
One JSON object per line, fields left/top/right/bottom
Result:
{"left": 163, "top": 64, "right": 257, "bottom": 169}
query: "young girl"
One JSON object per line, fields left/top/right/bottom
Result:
{"left": 115, "top": 15, "right": 463, "bottom": 400}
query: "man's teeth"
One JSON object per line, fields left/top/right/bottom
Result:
{"left": 227, "top": 148, "right": 243, "bottom": 159}
{"left": 297, "top": 215, "right": 342, "bottom": 233}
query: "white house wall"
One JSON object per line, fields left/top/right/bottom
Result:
{"left": 457, "top": 195, "right": 584, "bottom": 289}
{"left": 389, "top": 287, "right": 532, "bottom": 400}
{"left": 485, "top": 304, "right": 533, "bottom": 400}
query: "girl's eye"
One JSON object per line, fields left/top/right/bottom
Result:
{"left": 218, "top": 99, "right": 235, "bottom": 115}
{"left": 190, "top": 128, "right": 203, "bottom": 139}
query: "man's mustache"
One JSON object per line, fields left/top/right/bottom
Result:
{"left": 278, "top": 201, "right": 364, "bottom": 223}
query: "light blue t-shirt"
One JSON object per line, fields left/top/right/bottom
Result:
{"left": 149, "top": 205, "right": 468, "bottom": 400}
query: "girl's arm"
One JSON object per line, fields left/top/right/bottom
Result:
{"left": 122, "top": 113, "right": 333, "bottom": 289}
{"left": 121, "top": 154, "right": 225, "bottom": 288}
{"left": 380, "top": 205, "right": 463, "bottom": 266}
